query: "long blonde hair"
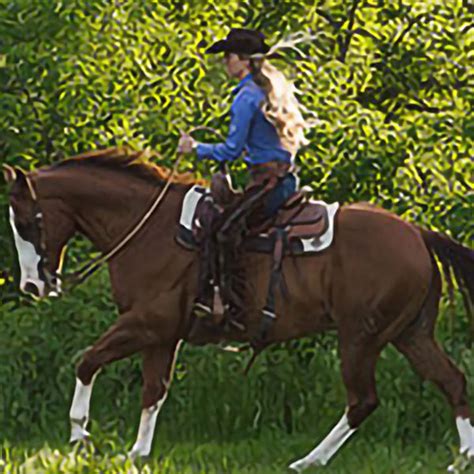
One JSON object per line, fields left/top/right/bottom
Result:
{"left": 250, "top": 58, "right": 310, "bottom": 157}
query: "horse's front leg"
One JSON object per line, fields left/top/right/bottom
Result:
{"left": 129, "top": 340, "right": 182, "bottom": 460}
{"left": 69, "top": 371, "right": 98, "bottom": 442}
{"left": 68, "top": 311, "right": 155, "bottom": 444}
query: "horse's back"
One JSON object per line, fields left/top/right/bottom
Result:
{"left": 335, "top": 202, "right": 432, "bottom": 279}
{"left": 330, "top": 203, "right": 433, "bottom": 333}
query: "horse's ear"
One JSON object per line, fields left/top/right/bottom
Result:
{"left": 2, "top": 165, "right": 27, "bottom": 187}
{"left": 14, "top": 166, "right": 27, "bottom": 184}
{"left": 2, "top": 164, "right": 17, "bottom": 184}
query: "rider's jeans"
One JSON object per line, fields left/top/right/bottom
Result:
{"left": 263, "top": 173, "right": 297, "bottom": 218}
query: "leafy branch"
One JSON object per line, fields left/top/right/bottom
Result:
{"left": 339, "top": 0, "right": 360, "bottom": 62}
{"left": 388, "top": 12, "right": 432, "bottom": 55}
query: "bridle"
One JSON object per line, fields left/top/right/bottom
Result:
{"left": 24, "top": 173, "right": 58, "bottom": 291}
{"left": 22, "top": 127, "right": 223, "bottom": 293}
{"left": 24, "top": 154, "right": 184, "bottom": 293}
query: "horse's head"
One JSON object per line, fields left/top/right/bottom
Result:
{"left": 4, "top": 164, "right": 75, "bottom": 299}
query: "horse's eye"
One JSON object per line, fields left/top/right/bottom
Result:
{"left": 15, "top": 220, "right": 28, "bottom": 233}
{"left": 15, "top": 219, "right": 37, "bottom": 241}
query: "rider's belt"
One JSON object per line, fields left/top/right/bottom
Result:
{"left": 248, "top": 161, "right": 291, "bottom": 188}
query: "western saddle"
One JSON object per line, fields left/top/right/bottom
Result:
{"left": 177, "top": 172, "right": 332, "bottom": 346}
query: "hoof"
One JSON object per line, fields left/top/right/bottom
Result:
{"left": 126, "top": 450, "right": 151, "bottom": 467}
{"left": 447, "top": 451, "right": 473, "bottom": 473}
{"left": 289, "top": 457, "right": 325, "bottom": 472}
{"left": 69, "top": 418, "right": 90, "bottom": 444}
{"left": 288, "top": 460, "right": 306, "bottom": 472}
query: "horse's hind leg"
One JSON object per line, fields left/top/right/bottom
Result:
{"left": 393, "top": 269, "right": 473, "bottom": 467}
{"left": 289, "top": 343, "right": 380, "bottom": 472}
{"left": 69, "top": 311, "right": 155, "bottom": 443}
{"left": 394, "top": 333, "right": 473, "bottom": 460}
{"left": 129, "top": 340, "right": 182, "bottom": 460}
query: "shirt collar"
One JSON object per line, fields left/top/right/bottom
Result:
{"left": 232, "top": 73, "right": 253, "bottom": 95}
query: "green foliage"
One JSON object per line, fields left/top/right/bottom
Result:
{"left": 0, "top": 0, "right": 472, "bottom": 275}
{"left": 0, "top": 0, "right": 472, "bottom": 468}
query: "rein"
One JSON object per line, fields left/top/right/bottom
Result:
{"left": 26, "top": 127, "right": 223, "bottom": 292}
{"left": 67, "top": 153, "right": 184, "bottom": 289}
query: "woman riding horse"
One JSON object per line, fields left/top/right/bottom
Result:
{"left": 178, "top": 28, "right": 311, "bottom": 321}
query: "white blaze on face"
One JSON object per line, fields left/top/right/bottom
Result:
{"left": 9, "top": 206, "right": 45, "bottom": 296}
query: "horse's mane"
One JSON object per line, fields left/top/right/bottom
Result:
{"left": 50, "top": 147, "right": 206, "bottom": 186}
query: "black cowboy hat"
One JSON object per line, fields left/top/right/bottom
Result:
{"left": 205, "top": 28, "right": 271, "bottom": 56}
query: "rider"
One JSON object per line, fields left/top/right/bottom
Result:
{"left": 178, "top": 28, "right": 310, "bottom": 320}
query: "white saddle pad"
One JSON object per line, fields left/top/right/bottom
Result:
{"left": 179, "top": 185, "right": 339, "bottom": 254}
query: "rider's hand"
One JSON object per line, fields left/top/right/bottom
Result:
{"left": 178, "top": 132, "right": 197, "bottom": 154}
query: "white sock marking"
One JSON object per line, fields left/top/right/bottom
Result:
{"left": 69, "top": 375, "right": 97, "bottom": 442}
{"left": 129, "top": 395, "right": 167, "bottom": 458}
{"left": 472, "top": 423, "right": 474, "bottom": 458}
{"left": 289, "top": 412, "right": 356, "bottom": 472}
{"left": 128, "top": 341, "right": 183, "bottom": 459}
{"left": 456, "top": 417, "right": 474, "bottom": 456}
{"left": 9, "top": 206, "right": 45, "bottom": 296}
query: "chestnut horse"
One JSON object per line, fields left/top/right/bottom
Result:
{"left": 4, "top": 148, "right": 473, "bottom": 471}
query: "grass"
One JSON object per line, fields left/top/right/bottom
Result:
{"left": 1, "top": 300, "right": 472, "bottom": 473}
{"left": 1, "top": 428, "right": 469, "bottom": 474}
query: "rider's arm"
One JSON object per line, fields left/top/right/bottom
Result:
{"left": 196, "top": 90, "right": 257, "bottom": 162}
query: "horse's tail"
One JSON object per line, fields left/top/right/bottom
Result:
{"left": 419, "top": 227, "right": 473, "bottom": 318}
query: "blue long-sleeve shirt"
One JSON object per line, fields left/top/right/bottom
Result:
{"left": 196, "top": 74, "right": 292, "bottom": 165}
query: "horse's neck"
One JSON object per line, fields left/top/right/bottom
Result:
{"left": 38, "top": 168, "right": 180, "bottom": 252}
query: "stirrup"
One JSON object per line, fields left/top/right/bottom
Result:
{"left": 191, "top": 301, "right": 213, "bottom": 319}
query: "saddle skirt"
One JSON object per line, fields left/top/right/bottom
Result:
{"left": 176, "top": 185, "right": 339, "bottom": 255}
